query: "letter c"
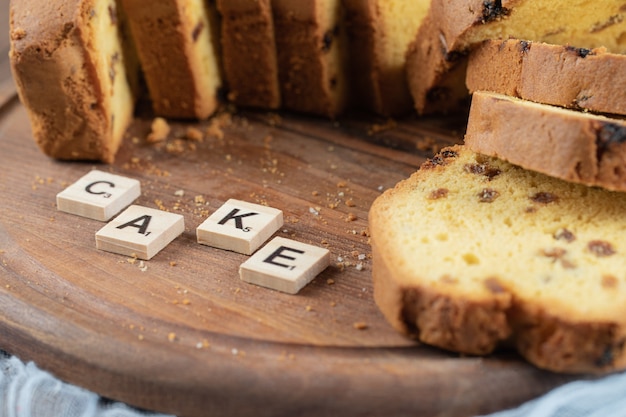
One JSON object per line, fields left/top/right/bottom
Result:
{"left": 86, "top": 180, "right": 115, "bottom": 198}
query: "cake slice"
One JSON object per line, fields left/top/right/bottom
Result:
{"left": 465, "top": 91, "right": 626, "bottom": 192}
{"left": 466, "top": 39, "right": 626, "bottom": 116}
{"left": 120, "top": 0, "right": 222, "bottom": 119}
{"left": 342, "top": 0, "right": 431, "bottom": 116}
{"left": 217, "top": 0, "right": 281, "bottom": 110}
{"left": 405, "top": 0, "right": 626, "bottom": 115}
{"left": 271, "top": 0, "right": 349, "bottom": 118}
{"left": 369, "top": 145, "right": 626, "bottom": 373}
{"left": 10, "top": 0, "right": 138, "bottom": 163}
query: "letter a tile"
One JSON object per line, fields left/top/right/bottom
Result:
{"left": 239, "top": 236, "right": 330, "bottom": 294}
{"left": 196, "top": 199, "right": 283, "bottom": 255}
{"left": 57, "top": 170, "right": 141, "bottom": 221}
{"left": 95, "top": 205, "right": 184, "bottom": 260}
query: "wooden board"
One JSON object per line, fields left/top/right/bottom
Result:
{"left": 0, "top": 102, "right": 585, "bottom": 417}
{"left": 0, "top": 7, "right": 581, "bottom": 417}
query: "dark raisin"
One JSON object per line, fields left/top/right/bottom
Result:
{"left": 588, "top": 240, "right": 616, "bottom": 257}
{"left": 565, "top": 45, "right": 594, "bottom": 58}
{"left": 530, "top": 192, "right": 559, "bottom": 204}
{"left": 426, "top": 86, "right": 451, "bottom": 104}
{"left": 595, "top": 346, "right": 614, "bottom": 367}
{"left": 554, "top": 228, "right": 576, "bottom": 242}
{"left": 428, "top": 188, "right": 449, "bottom": 200}
{"left": 478, "top": 188, "right": 499, "bottom": 202}
{"left": 480, "top": 1, "right": 510, "bottom": 23}
{"left": 518, "top": 40, "right": 531, "bottom": 54}
{"left": 440, "top": 149, "right": 459, "bottom": 159}
{"left": 108, "top": 5, "right": 118, "bottom": 25}
{"left": 322, "top": 29, "right": 334, "bottom": 52}
{"left": 464, "top": 163, "right": 501, "bottom": 179}
{"left": 192, "top": 21, "right": 204, "bottom": 42}
{"left": 595, "top": 122, "right": 626, "bottom": 161}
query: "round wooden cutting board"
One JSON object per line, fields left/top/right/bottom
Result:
{"left": 0, "top": 90, "right": 583, "bottom": 417}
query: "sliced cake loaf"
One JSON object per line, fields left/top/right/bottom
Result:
{"left": 369, "top": 145, "right": 626, "bottom": 373}
{"left": 466, "top": 39, "right": 626, "bottom": 116}
{"left": 271, "top": 0, "right": 349, "bottom": 118}
{"left": 10, "top": 0, "right": 138, "bottom": 163}
{"left": 217, "top": 0, "right": 281, "bottom": 110}
{"left": 405, "top": 0, "right": 626, "bottom": 115}
{"left": 465, "top": 91, "right": 626, "bottom": 192}
{"left": 120, "top": 0, "right": 222, "bottom": 119}
{"left": 342, "top": 0, "right": 431, "bottom": 116}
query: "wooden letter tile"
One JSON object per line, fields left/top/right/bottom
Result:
{"left": 197, "top": 199, "right": 283, "bottom": 255}
{"left": 239, "top": 236, "right": 330, "bottom": 294}
{"left": 95, "top": 205, "right": 184, "bottom": 260}
{"left": 56, "top": 170, "right": 141, "bottom": 221}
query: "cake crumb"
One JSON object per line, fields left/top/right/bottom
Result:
{"left": 11, "top": 28, "right": 26, "bottom": 40}
{"left": 353, "top": 322, "right": 368, "bottom": 330}
{"left": 147, "top": 117, "right": 171, "bottom": 143}
{"left": 185, "top": 127, "right": 204, "bottom": 141}
{"left": 167, "top": 332, "right": 177, "bottom": 342}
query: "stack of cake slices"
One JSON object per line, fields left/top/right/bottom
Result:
{"left": 369, "top": 38, "right": 626, "bottom": 374}
{"left": 9, "top": 0, "right": 433, "bottom": 163}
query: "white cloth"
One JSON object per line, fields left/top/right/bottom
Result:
{"left": 2, "top": 350, "right": 626, "bottom": 417}
{"left": 477, "top": 370, "right": 626, "bottom": 417}
{"left": 0, "top": 351, "right": 172, "bottom": 417}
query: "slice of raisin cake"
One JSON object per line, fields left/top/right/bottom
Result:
{"left": 120, "top": 0, "right": 222, "bottom": 119}
{"left": 343, "top": 0, "right": 430, "bottom": 116}
{"left": 466, "top": 39, "right": 626, "bottom": 116}
{"left": 10, "top": 0, "right": 138, "bottom": 163}
{"left": 217, "top": 0, "right": 281, "bottom": 110}
{"left": 465, "top": 91, "right": 626, "bottom": 192}
{"left": 405, "top": 0, "right": 626, "bottom": 115}
{"left": 369, "top": 145, "right": 626, "bottom": 373}
{"left": 272, "top": 0, "right": 349, "bottom": 118}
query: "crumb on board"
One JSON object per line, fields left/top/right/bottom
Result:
{"left": 147, "top": 117, "right": 171, "bottom": 143}
{"left": 353, "top": 322, "right": 368, "bottom": 330}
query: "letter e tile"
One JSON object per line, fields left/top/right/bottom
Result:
{"left": 95, "top": 205, "right": 184, "bottom": 260}
{"left": 239, "top": 236, "right": 330, "bottom": 294}
{"left": 197, "top": 199, "right": 283, "bottom": 255}
{"left": 56, "top": 170, "right": 141, "bottom": 221}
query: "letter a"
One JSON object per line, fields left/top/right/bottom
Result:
{"left": 116, "top": 215, "right": 152, "bottom": 235}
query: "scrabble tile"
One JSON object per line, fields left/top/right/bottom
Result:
{"left": 56, "top": 170, "right": 141, "bottom": 221}
{"left": 239, "top": 236, "right": 330, "bottom": 294}
{"left": 95, "top": 205, "right": 184, "bottom": 260}
{"left": 197, "top": 199, "right": 283, "bottom": 255}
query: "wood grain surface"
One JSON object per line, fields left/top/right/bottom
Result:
{"left": 0, "top": 5, "right": 582, "bottom": 417}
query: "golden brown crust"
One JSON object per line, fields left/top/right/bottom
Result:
{"left": 121, "top": 0, "right": 221, "bottom": 119}
{"left": 217, "top": 0, "right": 280, "bottom": 109}
{"left": 465, "top": 91, "right": 626, "bottom": 192}
{"left": 372, "top": 236, "right": 513, "bottom": 355}
{"left": 10, "top": 0, "right": 133, "bottom": 163}
{"left": 272, "top": 0, "right": 348, "bottom": 118}
{"left": 467, "top": 39, "right": 626, "bottom": 115}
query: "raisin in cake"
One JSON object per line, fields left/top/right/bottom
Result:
{"left": 272, "top": 0, "right": 349, "bottom": 117}
{"left": 405, "top": 0, "right": 626, "bottom": 115}
{"left": 10, "top": 0, "right": 138, "bottom": 163}
{"left": 217, "top": 0, "right": 281, "bottom": 110}
{"left": 120, "top": 0, "right": 222, "bottom": 119}
{"left": 466, "top": 39, "right": 626, "bottom": 116}
{"left": 465, "top": 91, "right": 626, "bottom": 192}
{"left": 343, "top": 0, "right": 430, "bottom": 116}
{"left": 369, "top": 145, "right": 626, "bottom": 373}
